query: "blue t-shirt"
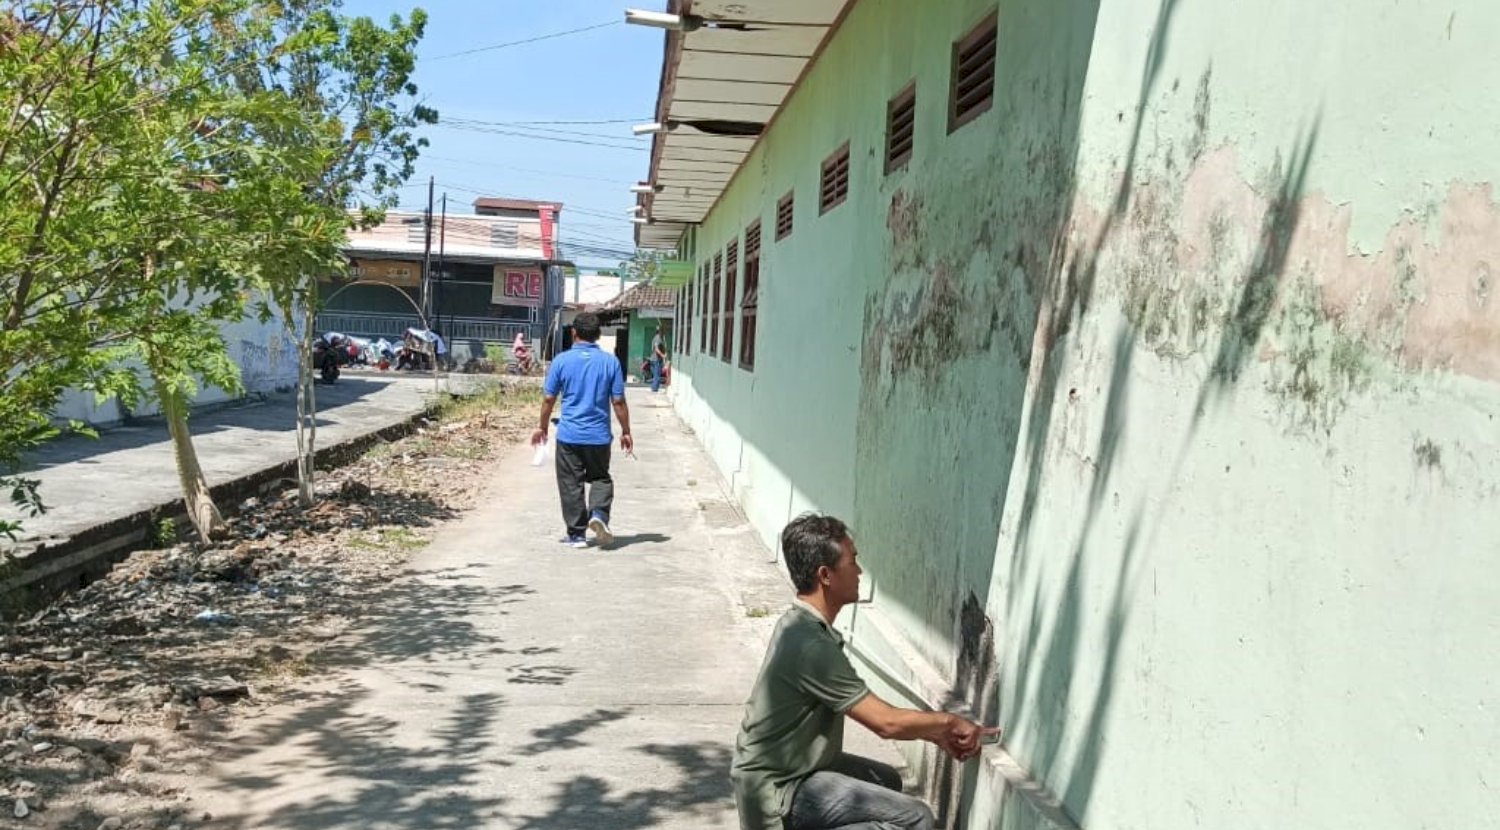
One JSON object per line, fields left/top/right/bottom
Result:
{"left": 544, "top": 342, "right": 625, "bottom": 445}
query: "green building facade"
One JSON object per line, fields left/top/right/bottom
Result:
{"left": 650, "top": 1, "right": 1500, "bottom": 827}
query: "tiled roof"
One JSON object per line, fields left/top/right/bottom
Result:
{"left": 603, "top": 282, "right": 677, "bottom": 311}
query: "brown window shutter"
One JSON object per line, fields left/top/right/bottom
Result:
{"left": 775, "top": 191, "right": 795, "bottom": 241}
{"left": 740, "top": 220, "right": 761, "bottom": 371}
{"left": 710, "top": 253, "right": 723, "bottom": 358}
{"left": 949, "top": 13, "right": 997, "bottom": 132}
{"left": 820, "top": 142, "right": 850, "bottom": 214}
{"left": 722, "top": 240, "right": 737, "bottom": 362}
{"left": 886, "top": 83, "right": 917, "bottom": 173}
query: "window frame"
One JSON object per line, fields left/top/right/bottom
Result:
{"left": 739, "top": 220, "right": 761, "bottom": 372}
{"left": 819, "top": 142, "right": 851, "bottom": 215}
{"left": 721, "top": 239, "right": 738, "bottom": 363}
{"left": 698, "top": 262, "right": 711, "bottom": 354}
{"left": 948, "top": 12, "right": 998, "bottom": 133}
{"left": 885, "top": 81, "right": 917, "bottom": 174}
{"left": 709, "top": 253, "right": 723, "bottom": 359}
{"left": 775, "top": 191, "right": 795, "bottom": 241}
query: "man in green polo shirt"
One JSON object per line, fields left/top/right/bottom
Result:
{"left": 731, "top": 514, "right": 997, "bottom": 830}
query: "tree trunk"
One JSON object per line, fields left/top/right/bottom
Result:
{"left": 159, "top": 380, "right": 225, "bottom": 543}
{"left": 295, "top": 281, "right": 317, "bottom": 507}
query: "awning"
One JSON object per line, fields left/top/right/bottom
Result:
{"left": 635, "top": 0, "right": 853, "bottom": 251}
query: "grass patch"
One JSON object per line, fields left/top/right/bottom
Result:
{"left": 347, "top": 526, "right": 428, "bottom": 552}
{"left": 435, "top": 383, "right": 542, "bottom": 423}
{"left": 250, "top": 646, "right": 322, "bottom": 683}
{"left": 150, "top": 516, "right": 177, "bottom": 547}
{"left": 362, "top": 441, "right": 398, "bottom": 462}
{"left": 443, "top": 442, "right": 491, "bottom": 461}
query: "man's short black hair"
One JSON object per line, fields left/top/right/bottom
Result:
{"left": 781, "top": 513, "right": 850, "bottom": 594}
{"left": 574, "top": 313, "right": 602, "bottom": 342}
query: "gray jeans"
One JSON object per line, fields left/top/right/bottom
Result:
{"left": 784, "top": 754, "right": 935, "bottom": 830}
{"left": 555, "top": 441, "right": 613, "bottom": 537}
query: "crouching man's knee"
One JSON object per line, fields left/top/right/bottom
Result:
{"left": 896, "top": 798, "right": 935, "bottom": 830}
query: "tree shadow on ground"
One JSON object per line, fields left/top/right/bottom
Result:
{"left": 505, "top": 741, "right": 734, "bottom": 830}
{"left": 515, "top": 707, "right": 632, "bottom": 756}
{"left": 173, "top": 565, "right": 563, "bottom": 830}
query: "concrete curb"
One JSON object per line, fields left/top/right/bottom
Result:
{"left": 1, "top": 405, "right": 438, "bottom": 610}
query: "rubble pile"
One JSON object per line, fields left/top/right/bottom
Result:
{"left": 0, "top": 389, "right": 536, "bottom": 828}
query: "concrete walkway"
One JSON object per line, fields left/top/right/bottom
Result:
{"left": 1, "top": 373, "right": 451, "bottom": 550}
{"left": 185, "top": 388, "right": 899, "bottom": 829}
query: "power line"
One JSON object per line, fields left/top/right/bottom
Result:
{"left": 441, "top": 117, "right": 649, "bottom": 143}
{"left": 432, "top": 122, "right": 648, "bottom": 152}
{"left": 427, "top": 20, "right": 620, "bottom": 61}
{"left": 419, "top": 156, "right": 628, "bottom": 185}
{"left": 427, "top": 183, "right": 639, "bottom": 224}
{"left": 497, "top": 117, "right": 650, "bottom": 126}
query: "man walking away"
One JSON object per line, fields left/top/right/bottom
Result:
{"left": 531, "top": 313, "right": 633, "bottom": 548}
{"left": 650, "top": 323, "right": 669, "bottom": 393}
{"left": 732, "top": 514, "right": 997, "bottom": 830}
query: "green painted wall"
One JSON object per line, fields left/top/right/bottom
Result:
{"left": 669, "top": 0, "right": 1500, "bottom": 828}
{"left": 626, "top": 313, "right": 671, "bottom": 380}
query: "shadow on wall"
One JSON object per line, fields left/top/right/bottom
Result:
{"left": 851, "top": 5, "right": 1106, "bottom": 793}
{"left": 992, "top": 10, "right": 1323, "bottom": 824}
{"left": 673, "top": 0, "right": 1323, "bottom": 824}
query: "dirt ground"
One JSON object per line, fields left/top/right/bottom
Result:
{"left": 0, "top": 382, "right": 542, "bottom": 830}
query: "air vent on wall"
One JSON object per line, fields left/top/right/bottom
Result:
{"left": 775, "top": 192, "right": 794, "bottom": 241}
{"left": 886, "top": 83, "right": 916, "bottom": 173}
{"left": 950, "top": 14, "right": 997, "bottom": 132}
{"left": 819, "top": 143, "right": 850, "bottom": 214}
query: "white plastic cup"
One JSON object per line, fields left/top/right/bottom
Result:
{"left": 531, "top": 438, "right": 550, "bottom": 467}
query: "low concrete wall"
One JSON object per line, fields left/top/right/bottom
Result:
{"left": 2, "top": 408, "right": 433, "bottom": 613}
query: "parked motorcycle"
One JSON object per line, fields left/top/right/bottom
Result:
{"left": 312, "top": 332, "right": 349, "bottom": 384}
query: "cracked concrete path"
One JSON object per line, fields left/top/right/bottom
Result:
{"left": 182, "top": 387, "right": 897, "bottom": 829}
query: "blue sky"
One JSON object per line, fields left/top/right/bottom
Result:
{"left": 343, "top": 0, "right": 665, "bottom": 268}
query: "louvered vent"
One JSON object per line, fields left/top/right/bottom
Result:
{"left": 775, "top": 192, "right": 794, "bottom": 240}
{"left": 950, "top": 14, "right": 997, "bottom": 131}
{"left": 886, "top": 84, "right": 916, "bottom": 173}
{"left": 819, "top": 143, "right": 850, "bottom": 214}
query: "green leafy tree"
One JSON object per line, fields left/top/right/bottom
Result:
{"left": 228, "top": 0, "right": 436, "bottom": 506}
{"left": 618, "top": 249, "right": 666, "bottom": 284}
{"left": 0, "top": 1, "right": 430, "bottom": 538}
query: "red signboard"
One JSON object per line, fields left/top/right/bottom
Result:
{"left": 497, "top": 269, "right": 544, "bottom": 307}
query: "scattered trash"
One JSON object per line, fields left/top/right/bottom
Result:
{"left": 0, "top": 385, "right": 540, "bottom": 821}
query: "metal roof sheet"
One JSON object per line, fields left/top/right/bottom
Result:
{"left": 633, "top": 0, "right": 852, "bottom": 251}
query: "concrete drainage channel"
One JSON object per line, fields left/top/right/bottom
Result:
{"left": 0, "top": 404, "right": 441, "bottom": 613}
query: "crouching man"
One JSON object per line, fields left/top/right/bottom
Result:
{"left": 732, "top": 514, "right": 998, "bottom": 830}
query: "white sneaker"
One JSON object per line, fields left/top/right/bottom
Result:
{"left": 588, "top": 514, "right": 614, "bottom": 546}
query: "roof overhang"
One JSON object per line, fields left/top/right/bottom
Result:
{"left": 634, "top": 0, "right": 853, "bottom": 250}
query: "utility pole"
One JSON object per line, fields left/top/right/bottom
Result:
{"left": 419, "top": 175, "right": 435, "bottom": 327}
{"left": 436, "top": 193, "right": 448, "bottom": 343}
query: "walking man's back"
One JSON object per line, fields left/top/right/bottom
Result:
{"left": 532, "top": 313, "right": 633, "bottom": 549}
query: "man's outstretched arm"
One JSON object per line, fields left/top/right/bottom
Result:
{"left": 848, "top": 693, "right": 998, "bottom": 761}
